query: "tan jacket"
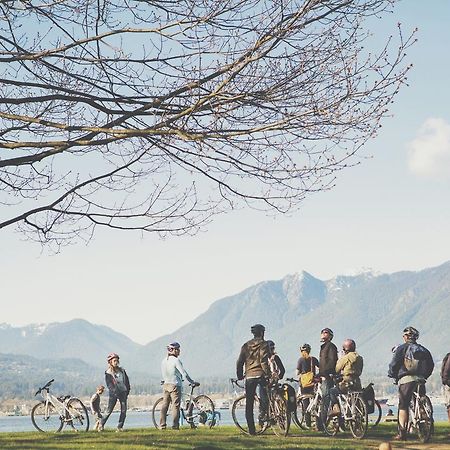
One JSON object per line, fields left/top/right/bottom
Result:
{"left": 335, "top": 351, "right": 363, "bottom": 391}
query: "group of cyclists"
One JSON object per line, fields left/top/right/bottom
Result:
{"left": 97, "top": 324, "right": 449, "bottom": 443}
{"left": 234, "top": 323, "right": 436, "bottom": 441}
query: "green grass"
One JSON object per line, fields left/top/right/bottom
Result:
{"left": 0, "top": 423, "right": 449, "bottom": 449}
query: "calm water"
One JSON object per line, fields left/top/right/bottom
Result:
{"left": 0, "top": 404, "right": 448, "bottom": 433}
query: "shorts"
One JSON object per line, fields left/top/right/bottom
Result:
{"left": 444, "top": 385, "right": 450, "bottom": 409}
{"left": 398, "top": 381, "right": 425, "bottom": 410}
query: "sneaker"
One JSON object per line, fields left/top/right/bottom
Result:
{"left": 171, "top": 426, "right": 179, "bottom": 430}
{"left": 116, "top": 428, "right": 123, "bottom": 432}
{"left": 392, "top": 432, "right": 406, "bottom": 441}
{"left": 160, "top": 425, "right": 166, "bottom": 430}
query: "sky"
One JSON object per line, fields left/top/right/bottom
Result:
{"left": 1, "top": 1, "right": 450, "bottom": 345}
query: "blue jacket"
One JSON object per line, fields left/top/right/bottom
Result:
{"left": 388, "top": 342, "right": 434, "bottom": 381}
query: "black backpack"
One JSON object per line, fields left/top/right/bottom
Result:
{"left": 361, "top": 384, "right": 375, "bottom": 414}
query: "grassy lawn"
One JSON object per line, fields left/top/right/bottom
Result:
{"left": 0, "top": 423, "right": 449, "bottom": 449}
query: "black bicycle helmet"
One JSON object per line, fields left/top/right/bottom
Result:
{"left": 300, "top": 343, "right": 311, "bottom": 353}
{"left": 250, "top": 324, "right": 265, "bottom": 335}
{"left": 321, "top": 327, "right": 334, "bottom": 339}
{"left": 403, "top": 326, "right": 419, "bottom": 341}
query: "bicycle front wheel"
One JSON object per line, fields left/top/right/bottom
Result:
{"left": 31, "top": 401, "right": 63, "bottom": 432}
{"left": 294, "top": 394, "right": 316, "bottom": 430}
{"left": 151, "top": 397, "right": 166, "bottom": 429}
{"left": 231, "top": 394, "right": 267, "bottom": 435}
{"left": 368, "top": 400, "right": 382, "bottom": 428}
{"left": 271, "top": 395, "right": 290, "bottom": 437}
{"left": 65, "top": 398, "right": 89, "bottom": 432}
{"left": 348, "top": 395, "right": 368, "bottom": 439}
{"left": 189, "top": 395, "right": 215, "bottom": 428}
{"left": 417, "top": 395, "right": 433, "bottom": 443}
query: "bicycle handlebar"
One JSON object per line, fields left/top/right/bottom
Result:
{"left": 35, "top": 378, "right": 54, "bottom": 396}
{"left": 285, "top": 377, "right": 298, "bottom": 383}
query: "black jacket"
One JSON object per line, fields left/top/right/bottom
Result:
{"left": 319, "top": 340, "right": 338, "bottom": 377}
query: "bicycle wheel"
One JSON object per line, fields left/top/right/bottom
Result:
{"left": 31, "top": 401, "right": 63, "bottom": 433}
{"left": 271, "top": 394, "right": 290, "bottom": 437}
{"left": 322, "top": 397, "right": 339, "bottom": 437}
{"left": 294, "top": 395, "right": 312, "bottom": 429}
{"left": 348, "top": 395, "right": 368, "bottom": 439}
{"left": 417, "top": 395, "right": 433, "bottom": 443}
{"left": 66, "top": 398, "right": 89, "bottom": 432}
{"left": 188, "top": 395, "right": 215, "bottom": 428}
{"left": 368, "top": 400, "right": 382, "bottom": 428}
{"left": 151, "top": 397, "right": 166, "bottom": 429}
{"left": 231, "top": 394, "right": 267, "bottom": 435}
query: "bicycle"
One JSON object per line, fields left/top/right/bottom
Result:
{"left": 230, "top": 378, "right": 290, "bottom": 437}
{"left": 322, "top": 387, "right": 368, "bottom": 439}
{"left": 286, "top": 377, "right": 323, "bottom": 431}
{"left": 152, "top": 382, "right": 216, "bottom": 429}
{"left": 404, "top": 380, "right": 434, "bottom": 443}
{"left": 31, "top": 379, "right": 89, "bottom": 432}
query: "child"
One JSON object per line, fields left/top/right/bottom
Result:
{"left": 90, "top": 385, "right": 105, "bottom": 431}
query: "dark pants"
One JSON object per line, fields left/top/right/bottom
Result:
{"left": 245, "top": 377, "right": 268, "bottom": 435}
{"left": 398, "top": 380, "right": 425, "bottom": 410}
{"left": 101, "top": 391, "right": 128, "bottom": 429}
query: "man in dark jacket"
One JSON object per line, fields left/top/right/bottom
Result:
{"left": 441, "top": 352, "right": 450, "bottom": 436}
{"left": 388, "top": 326, "right": 434, "bottom": 441}
{"left": 236, "top": 324, "right": 270, "bottom": 435}
{"left": 319, "top": 327, "right": 338, "bottom": 425}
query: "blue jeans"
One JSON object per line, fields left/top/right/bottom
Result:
{"left": 101, "top": 391, "right": 128, "bottom": 429}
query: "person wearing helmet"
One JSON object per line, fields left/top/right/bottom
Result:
{"left": 236, "top": 324, "right": 271, "bottom": 435}
{"left": 327, "top": 339, "right": 363, "bottom": 418}
{"left": 160, "top": 342, "right": 198, "bottom": 430}
{"left": 388, "top": 326, "right": 434, "bottom": 441}
{"left": 100, "top": 353, "right": 130, "bottom": 431}
{"left": 266, "top": 340, "right": 286, "bottom": 382}
{"left": 318, "top": 328, "right": 338, "bottom": 427}
{"left": 296, "top": 343, "right": 319, "bottom": 427}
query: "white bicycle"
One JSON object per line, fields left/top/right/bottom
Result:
{"left": 31, "top": 379, "right": 90, "bottom": 432}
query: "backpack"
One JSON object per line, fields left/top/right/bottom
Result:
{"left": 361, "top": 384, "right": 375, "bottom": 414}
{"left": 403, "top": 342, "right": 430, "bottom": 376}
{"left": 281, "top": 383, "right": 297, "bottom": 413}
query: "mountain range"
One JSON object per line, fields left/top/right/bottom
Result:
{"left": 1, "top": 261, "right": 449, "bottom": 390}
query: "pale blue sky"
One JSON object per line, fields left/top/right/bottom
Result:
{"left": 1, "top": 1, "right": 449, "bottom": 344}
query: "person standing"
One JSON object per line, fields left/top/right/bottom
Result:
{"left": 90, "top": 385, "right": 105, "bottom": 431}
{"left": 100, "top": 353, "right": 130, "bottom": 432}
{"left": 160, "top": 342, "right": 198, "bottom": 430}
{"left": 266, "top": 340, "right": 285, "bottom": 382}
{"left": 318, "top": 328, "right": 338, "bottom": 427}
{"left": 441, "top": 351, "right": 450, "bottom": 437}
{"left": 296, "top": 343, "right": 319, "bottom": 427}
{"left": 388, "top": 326, "right": 434, "bottom": 441}
{"left": 236, "top": 324, "right": 271, "bottom": 435}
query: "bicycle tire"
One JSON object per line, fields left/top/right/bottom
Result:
{"left": 66, "top": 397, "right": 89, "bottom": 432}
{"left": 231, "top": 393, "right": 267, "bottom": 435}
{"left": 293, "top": 394, "right": 311, "bottom": 429}
{"left": 368, "top": 399, "right": 382, "bottom": 428}
{"left": 348, "top": 394, "right": 368, "bottom": 439}
{"left": 271, "top": 394, "right": 290, "bottom": 437}
{"left": 322, "top": 396, "right": 339, "bottom": 437}
{"left": 151, "top": 397, "right": 165, "bottom": 429}
{"left": 31, "top": 401, "right": 63, "bottom": 433}
{"left": 417, "top": 395, "right": 433, "bottom": 443}
{"left": 188, "top": 394, "right": 215, "bottom": 428}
